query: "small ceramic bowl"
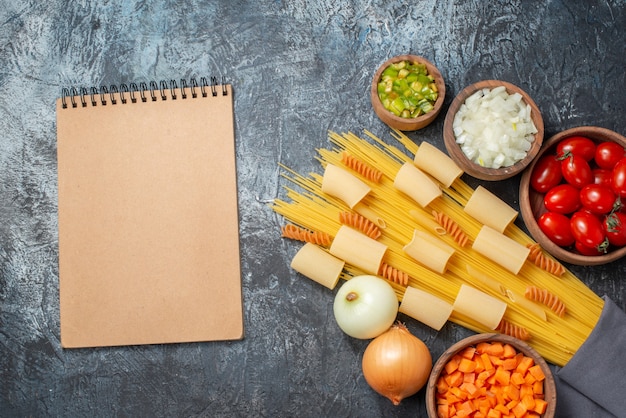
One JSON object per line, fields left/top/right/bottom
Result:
{"left": 519, "top": 126, "right": 626, "bottom": 265}
{"left": 443, "top": 80, "right": 544, "bottom": 181}
{"left": 426, "top": 333, "right": 556, "bottom": 418}
{"left": 370, "top": 54, "right": 445, "bottom": 131}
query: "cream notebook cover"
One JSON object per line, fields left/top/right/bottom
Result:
{"left": 56, "top": 79, "right": 243, "bottom": 348}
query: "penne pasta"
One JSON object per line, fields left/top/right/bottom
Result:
{"left": 453, "top": 284, "right": 508, "bottom": 330}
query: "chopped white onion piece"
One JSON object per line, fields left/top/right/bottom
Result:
{"left": 452, "top": 87, "right": 537, "bottom": 169}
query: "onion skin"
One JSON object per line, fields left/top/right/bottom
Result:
{"left": 362, "top": 322, "right": 432, "bottom": 405}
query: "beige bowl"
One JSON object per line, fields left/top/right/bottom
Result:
{"left": 371, "top": 55, "right": 445, "bottom": 131}
{"left": 519, "top": 126, "right": 626, "bottom": 265}
{"left": 443, "top": 80, "right": 544, "bottom": 181}
{"left": 426, "top": 333, "right": 556, "bottom": 418}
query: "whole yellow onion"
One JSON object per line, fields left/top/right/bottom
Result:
{"left": 361, "top": 322, "right": 432, "bottom": 405}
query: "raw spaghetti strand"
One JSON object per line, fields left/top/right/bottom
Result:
{"left": 280, "top": 223, "right": 332, "bottom": 246}
{"left": 526, "top": 243, "right": 566, "bottom": 276}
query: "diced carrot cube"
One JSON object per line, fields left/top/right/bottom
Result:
{"left": 474, "top": 355, "right": 486, "bottom": 373}
{"left": 503, "top": 383, "right": 520, "bottom": 401}
{"left": 437, "top": 404, "right": 449, "bottom": 418}
{"left": 464, "top": 372, "right": 476, "bottom": 384}
{"left": 502, "top": 358, "right": 518, "bottom": 371}
{"left": 521, "top": 394, "right": 536, "bottom": 410}
{"left": 461, "top": 345, "right": 477, "bottom": 359}
{"left": 481, "top": 353, "right": 494, "bottom": 371}
{"left": 476, "top": 342, "right": 491, "bottom": 354}
{"left": 532, "top": 380, "right": 544, "bottom": 395}
{"left": 446, "top": 370, "right": 464, "bottom": 387}
{"left": 494, "top": 403, "right": 510, "bottom": 414}
{"left": 503, "top": 344, "right": 517, "bottom": 359}
{"left": 484, "top": 342, "right": 504, "bottom": 357}
{"left": 528, "top": 365, "right": 546, "bottom": 381}
{"left": 487, "top": 409, "right": 502, "bottom": 418}
{"left": 515, "top": 356, "right": 534, "bottom": 375}
{"left": 494, "top": 368, "right": 511, "bottom": 386}
{"left": 524, "top": 372, "right": 537, "bottom": 385}
{"left": 460, "top": 382, "right": 478, "bottom": 398}
{"left": 511, "top": 400, "right": 528, "bottom": 418}
{"left": 459, "top": 357, "right": 477, "bottom": 373}
{"left": 450, "top": 386, "right": 467, "bottom": 400}
{"left": 510, "top": 372, "right": 525, "bottom": 387}
{"left": 533, "top": 398, "right": 548, "bottom": 414}
{"left": 445, "top": 354, "right": 462, "bottom": 374}
{"left": 437, "top": 377, "right": 450, "bottom": 394}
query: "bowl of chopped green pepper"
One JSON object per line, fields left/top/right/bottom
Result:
{"left": 371, "top": 54, "right": 446, "bottom": 131}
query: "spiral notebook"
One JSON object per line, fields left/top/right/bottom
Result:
{"left": 56, "top": 78, "right": 244, "bottom": 348}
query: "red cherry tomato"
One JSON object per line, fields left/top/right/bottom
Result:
{"left": 579, "top": 184, "right": 617, "bottom": 214}
{"left": 537, "top": 212, "right": 575, "bottom": 247}
{"left": 570, "top": 210, "right": 609, "bottom": 251}
{"left": 604, "top": 212, "right": 626, "bottom": 247}
{"left": 594, "top": 141, "right": 626, "bottom": 170}
{"left": 612, "top": 157, "right": 626, "bottom": 197}
{"left": 556, "top": 136, "right": 596, "bottom": 161}
{"left": 575, "top": 240, "right": 605, "bottom": 256}
{"left": 592, "top": 168, "right": 613, "bottom": 188}
{"left": 543, "top": 184, "right": 581, "bottom": 214}
{"left": 561, "top": 154, "right": 592, "bottom": 188}
{"left": 530, "top": 154, "right": 563, "bottom": 193}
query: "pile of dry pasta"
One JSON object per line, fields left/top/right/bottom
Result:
{"left": 272, "top": 129, "right": 603, "bottom": 367}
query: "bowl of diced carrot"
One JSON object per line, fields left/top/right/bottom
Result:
{"left": 425, "top": 333, "right": 556, "bottom": 418}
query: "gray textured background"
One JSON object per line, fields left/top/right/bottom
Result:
{"left": 1, "top": 1, "right": 625, "bottom": 416}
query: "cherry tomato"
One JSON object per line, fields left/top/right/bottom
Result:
{"left": 570, "top": 210, "right": 609, "bottom": 251}
{"left": 575, "top": 240, "right": 605, "bottom": 256}
{"left": 537, "top": 212, "right": 575, "bottom": 247}
{"left": 543, "top": 184, "right": 581, "bottom": 214}
{"left": 530, "top": 154, "right": 563, "bottom": 193}
{"left": 560, "top": 154, "right": 592, "bottom": 188}
{"left": 592, "top": 168, "right": 613, "bottom": 188}
{"left": 612, "top": 157, "right": 626, "bottom": 197}
{"left": 604, "top": 212, "right": 626, "bottom": 247}
{"left": 556, "top": 136, "right": 596, "bottom": 161}
{"left": 594, "top": 141, "right": 626, "bottom": 170}
{"left": 579, "top": 184, "right": 617, "bottom": 214}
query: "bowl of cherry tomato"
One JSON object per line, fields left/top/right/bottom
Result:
{"left": 520, "top": 126, "right": 626, "bottom": 265}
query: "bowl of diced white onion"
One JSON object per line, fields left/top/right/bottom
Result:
{"left": 443, "top": 80, "right": 544, "bottom": 181}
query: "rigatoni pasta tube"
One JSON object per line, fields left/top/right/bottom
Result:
{"left": 403, "top": 229, "right": 455, "bottom": 274}
{"left": 472, "top": 225, "right": 530, "bottom": 274}
{"left": 290, "top": 243, "right": 345, "bottom": 290}
{"left": 321, "top": 163, "right": 371, "bottom": 209}
{"left": 453, "top": 284, "right": 507, "bottom": 330}
{"left": 329, "top": 225, "right": 387, "bottom": 275}
{"left": 393, "top": 162, "right": 442, "bottom": 208}
{"left": 464, "top": 185, "right": 518, "bottom": 233}
{"left": 399, "top": 286, "right": 453, "bottom": 331}
{"left": 413, "top": 141, "right": 463, "bottom": 188}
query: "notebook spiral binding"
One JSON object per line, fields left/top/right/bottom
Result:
{"left": 61, "top": 76, "right": 228, "bottom": 109}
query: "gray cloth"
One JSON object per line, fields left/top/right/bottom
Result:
{"left": 553, "top": 296, "right": 625, "bottom": 418}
